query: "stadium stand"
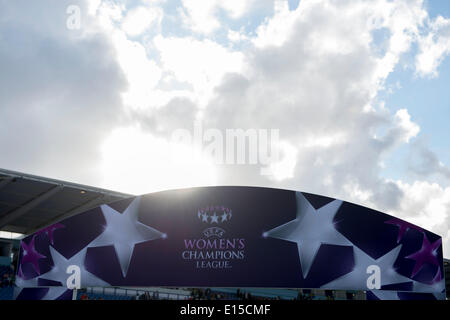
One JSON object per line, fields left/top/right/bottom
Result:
{"left": 0, "top": 264, "right": 14, "bottom": 300}
{"left": 0, "top": 169, "right": 446, "bottom": 300}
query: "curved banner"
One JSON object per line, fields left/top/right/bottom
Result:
{"left": 15, "top": 187, "right": 445, "bottom": 298}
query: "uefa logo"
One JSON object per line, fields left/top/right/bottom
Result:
{"left": 183, "top": 205, "right": 245, "bottom": 270}
{"left": 197, "top": 206, "right": 232, "bottom": 238}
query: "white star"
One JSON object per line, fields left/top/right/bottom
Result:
{"left": 88, "top": 196, "right": 166, "bottom": 277}
{"left": 321, "top": 245, "right": 412, "bottom": 291}
{"left": 210, "top": 213, "right": 219, "bottom": 223}
{"left": 41, "top": 287, "right": 72, "bottom": 300}
{"left": 412, "top": 278, "right": 445, "bottom": 294}
{"left": 202, "top": 213, "right": 209, "bottom": 223}
{"left": 14, "top": 275, "right": 39, "bottom": 288}
{"left": 431, "top": 292, "right": 446, "bottom": 300}
{"left": 39, "top": 246, "right": 109, "bottom": 287}
{"left": 13, "top": 286, "right": 71, "bottom": 300}
{"left": 265, "top": 192, "right": 352, "bottom": 278}
{"left": 220, "top": 212, "right": 228, "bottom": 222}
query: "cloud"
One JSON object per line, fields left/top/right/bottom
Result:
{"left": 416, "top": 15, "right": 450, "bottom": 77}
{"left": 112, "top": 30, "right": 163, "bottom": 110}
{"left": 153, "top": 35, "right": 245, "bottom": 107}
{"left": 408, "top": 139, "right": 450, "bottom": 180}
{"left": 0, "top": 0, "right": 127, "bottom": 184}
{"left": 178, "top": 0, "right": 259, "bottom": 35}
{"left": 108, "top": 0, "right": 434, "bottom": 225}
{"left": 189, "top": 0, "right": 449, "bottom": 256}
{"left": 1, "top": 0, "right": 449, "bottom": 256}
{"left": 121, "top": 6, "right": 163, "bottom": 37}
{"left": 228, "top": 29, "right": 249, "bottom": 43}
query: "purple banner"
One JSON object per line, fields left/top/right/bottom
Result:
{"left": 15, "top": 187, "right": 446, "bottom": 299}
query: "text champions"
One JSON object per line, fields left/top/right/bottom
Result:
{"left": 182, "top": 238, "right": 246, "bottom": 269}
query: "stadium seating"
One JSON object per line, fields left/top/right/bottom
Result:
{"left": 0, "top": 265, "right": 14, "bottom": 300}
{"left": 77, "top": 291, "right": 132, "bottom": 300}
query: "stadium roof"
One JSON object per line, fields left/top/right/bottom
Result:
{"left": 0, "top": 168, "right": 132, "bottom": 237}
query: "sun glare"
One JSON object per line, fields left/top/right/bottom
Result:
{"left": 99, "top": 126, "right": 217, "bottom": 195}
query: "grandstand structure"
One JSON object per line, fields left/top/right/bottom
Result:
{"left": 0, "top": 168, "right": 130, "bottom": 300}
{"left": 445, "top": 259, "right": 450, "bottom": 296}
{"left": 0, "top": 169, "right": 448, "bottom": 300}
{"left": 0, "top": 168, "right": 130, "bottom": 236}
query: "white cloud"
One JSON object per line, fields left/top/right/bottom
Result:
{"left": 407, "top": 140, "right": 450, "bottom": 181}
{"left": 179, "top": 0, "right": 257, "bottom": 34}
{"left": 262, "top": 140, "right": 298, "bottom": 181}
{"left": 416, "top": 15, "right": 450, "bottom": 77}
{"left": 194, "top": 0, "right": 442, "bottom": 244}
{"left": 393, "top": 109, "right": 420, "bottom": 143}
{"left": 153, "top": 35, "right": 245, "bottom": 107}
{"left": 228, "top": 29, "right": 249, "bottom": 43}
{"left": 93, "top": 0, "right": 125, "bottom": 32}
{"left": 88, "top": 3, "right": 167, "bottom": 110}
{"left": 2, "top": 0, "right": 449, "bottom": 257}
{"left": 178, "top": 0, "right": 221, "bottom": 35}
{"left": 252, "top": 0, "right": 298, "bottom": 48}
{"left": 121, "top": 6, "right": 163, "bottom": 36}
{"left": 0, "top": 0, "right": 127, "bottom": 185}
{"left": 111, "top": 31, "right": 163, "bottom": 110}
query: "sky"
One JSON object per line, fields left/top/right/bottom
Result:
{"left": 0, "top": 0, "right": 449, "bottom": 257}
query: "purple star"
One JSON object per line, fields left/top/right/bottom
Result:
{"left": 385, "top": 218, "right": 423, "bottom": 243}
{"left": 406, "top": 233, "right": 441, "bottom": 278}
{"left": 20, "top": 235, "right": 46, "bottom": 275}
{"left": 36, "top": 223, "right": 65, "bottom": 245}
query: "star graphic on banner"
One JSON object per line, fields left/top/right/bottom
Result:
{"left": 412, "top": 274, "right": 445, "bottom": 294}
{"left": 39, "top": 246, "right": 109, "bottom": 287}
{"left": 431, "top": 292, "right": 447, "bottom": 300}
{"left": 20, "top": 235, "right": 46, "bottom": 275}
{"left": 41, "top": 287, "right": 72, "bottom": 300}
{"left": 384, "top": 218, "right": 423, "bottom": 243}
{"left": 210, "top": 213, "right": 219, "bottom": 223}
{"left": 321, "top": 245, "right": 412, "bottom": 291}
{"left": 14, "top": 287, "right": 71, "bottom": 300}
{"left": 14, "top": 273, "right": 39, "bottom": 287}
{"left": 220, "top": 212, "right": 228, "bottom": 222}
{"left": 201, "top": 213, "right": 209, "bottom": 223}
{"left": 405, "top": 233, "right": 441, "bottom": 278}
{"left": 88, "top": 196, "right": 167, "bottom": 277}
{"left": 35, "top": 223, "right": 65, "bottom": 245}
{"left": 264, "top": 192, "right": 352, "bottom": 278}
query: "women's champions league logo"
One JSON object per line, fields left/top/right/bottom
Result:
{"left": 181, "top": 205, "right": 245, "bottom": 269}
{"left": 197, "top": 206, "right": 232, "bottom": 238}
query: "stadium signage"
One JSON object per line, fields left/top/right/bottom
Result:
{"left": 14, "top": 187, "right": 446, "bottom": 300}
{"left": 181, "top": 206, "right": 246, "bottom": 269}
